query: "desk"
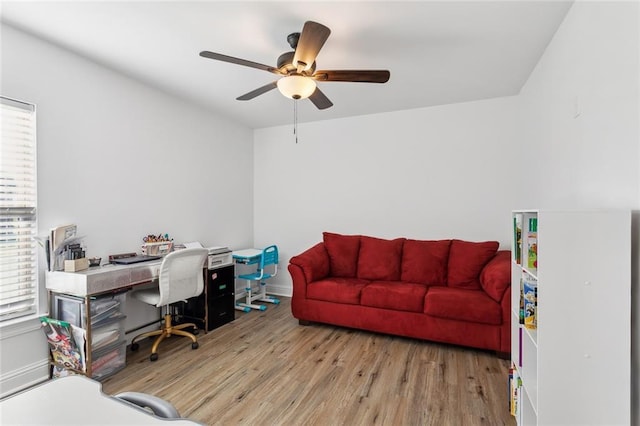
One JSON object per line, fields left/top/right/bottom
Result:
{"left": 231, "top": 248, "right": 263, "bottom": 264}
{"left": 232, "top": 248, "right": 280, "bottom": 310}
{"left": 46, "top": 261, "right": 164, "bottom": 378}
{"left": 46, "top": 260, "right": 164, "bottom": 297}
{"left": 46, "top": 257, "right": 225, "bottom": 378}
{"left": 0, "top": 376, "right": 200, "bottom": 425}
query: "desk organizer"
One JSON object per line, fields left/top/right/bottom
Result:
{"left": 64, "top": 258, "right": 89, "bottom": 272}
{"left": 141, "top": 241, "right": 173, "bottom": 256}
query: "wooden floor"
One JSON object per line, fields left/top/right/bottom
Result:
{"left": 102, "top": 297, "right": 515, "bottom": 426}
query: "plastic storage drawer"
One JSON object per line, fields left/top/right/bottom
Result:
{"left": 91, "top": 341, "right": 126, "bottom": 380}
{"left": 91, "top": 317, "right": 126, "bottom": 352}
{"left": 53, "top": 293, "right": 125, "bottom": 328}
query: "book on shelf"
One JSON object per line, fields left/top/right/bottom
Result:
{"left": 518, "top": 328, "right": 523, "bottom": 367}
{"left": 509, "top": 365, "right": 521, "bottom": 417}
{"left": 519, "top": 276, "right": 525, "bottom": 324}
{"left": 508, "top": 367, "right": 513, "bottom": 411}
{"left": 527, "top": 217, "right": 537, "bottom": 270}
{"left": 523, "top": 276, "right": 538, "bottom": 330}
{"left": 513, "top": 214, "right": 523, "bottom": 265}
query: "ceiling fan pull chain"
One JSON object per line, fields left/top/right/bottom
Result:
{"left": 294, "top": 100, "right": 298, "bottom": 144}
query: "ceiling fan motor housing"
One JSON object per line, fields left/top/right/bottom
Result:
{"left": 287, "top": 32, "right": 300, "bottom": 49}
{"left": 277, "top": 51, "right": 315, "bottom": 75}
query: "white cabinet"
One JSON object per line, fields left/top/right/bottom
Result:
{"left": 510, "top": 210, "right": 630, "bottom": 425}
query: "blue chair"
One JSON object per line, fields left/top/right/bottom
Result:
{"left": 236, "top": 245, "right": 280, "bottom": 311}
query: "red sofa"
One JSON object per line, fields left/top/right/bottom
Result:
{"left": 288, "top": 232, "right": 511, "bottom": 356}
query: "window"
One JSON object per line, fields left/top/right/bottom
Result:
{"left": 0, "top": 96, "right": 38, "bottom": 322}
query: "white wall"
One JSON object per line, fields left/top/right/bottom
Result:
{"left": 518, "top": 1, "right": 639, "bottom": 422}
{"left": 519, "top": 1, "right": 639, "bottom": 210}
{"left": 254, "top": 1, "right": 639, "bottom": 421}
{"left": 0, "top": 24, "right": 254, "bottom": 396}
{"left": 253, "top": 96, "right": 523, "bottom": 295}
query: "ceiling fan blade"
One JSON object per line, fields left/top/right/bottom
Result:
{"left": 293, "top": 21, "right": 331, "bottom": 71}
{"left": 199, "top": 51, "right": 280, "bottom": 74}
{"left": 236, "top": 81, "right": 278, "bottom": 101}
{"left": 308, "top": 87, "right": 333, "bottom": 110}
{"left": 313, "top": 70, "right": 390, "bottom": 83}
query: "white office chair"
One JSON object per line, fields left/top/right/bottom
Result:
{"left": 129, "top": 247, "right": 208, "bottom": 361}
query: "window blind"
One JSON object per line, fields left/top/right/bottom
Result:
{"left": 0, "top": 96, "right": 38, "bottom": 322}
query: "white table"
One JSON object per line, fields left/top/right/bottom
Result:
{"left": 0, "top": 376, "right": 200, "bottom": 425}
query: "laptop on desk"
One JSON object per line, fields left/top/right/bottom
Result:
{"left": 111, "top": 255, "right": 161, "bottom": 265}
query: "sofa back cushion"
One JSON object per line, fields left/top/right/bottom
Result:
{"left": 400, "top": 239, "right": 451, "bottom": 285}
{"left": 447, "top": 239, "right": 499, "bottom": 290}
{"left": 323, "top": 232, "right": 361, "bottom": 278}
{"left": 357, "top": 236, "right": 405, "bottom": 281}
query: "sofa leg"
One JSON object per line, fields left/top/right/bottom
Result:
{"left": 495, "top": 351, "right": 510, "bottom": 360}
{"left": 298, "top": 319, "right": 311, "bottom": 326}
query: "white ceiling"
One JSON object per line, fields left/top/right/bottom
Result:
{"left": 1, "top": 1, "right": 573, "bottom": 129}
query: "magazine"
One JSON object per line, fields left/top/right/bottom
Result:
{"left": 40, "top": 317, "right": 85, "bottom": 376}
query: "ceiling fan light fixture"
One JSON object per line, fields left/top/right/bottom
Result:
{"left": 277, "top": 75, "right": 316, "bottom": 100}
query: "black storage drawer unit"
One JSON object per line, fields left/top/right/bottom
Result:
{"left": 182, "top": 263, "right": 234, "bottom": 332}
{"left": 208, "top": 267, "right": 234, "bottom": 297}
{"left": 208, "top": 294, "right": 235, "bottom": 329}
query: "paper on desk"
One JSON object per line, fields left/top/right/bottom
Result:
{"left": 49, "top": 224, "right": 84, "bottom": 271}
{"left": 183, "top": 242, "right": 204, "bottom": 248}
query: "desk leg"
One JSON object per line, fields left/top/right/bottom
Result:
{"left": 84, "top": 296, "right": 92, "bottom": 378}
{"left": 236, "top": 279, "right": 267, "bottom": 311}
{"left": 256, "top": 281, "right": 280, "bottom": 305}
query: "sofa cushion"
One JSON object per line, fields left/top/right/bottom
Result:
{"left": 480, "top": 250, "right": 511, "bottom": 302}
{"left": 323, "top": 232, "right": 361, "bottom": 278}
{"left": 357, "top": 236, "right": 405, "bottom": 281}
{"left": 424, "top": 286, "right": 502, "bottom": 325}
{"left": 360, "top": 281, "right": 428, "bottom": 313}
{"left": 447, "top": 239, "right": 499, "bottom": 290}
{"left": 307, "top": 277, "right": 369, "bottom": 304}
{"left": 401, "top": 239, "right": 451, "bottom": 285}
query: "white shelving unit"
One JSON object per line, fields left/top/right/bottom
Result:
{"left": 510, "top": 210, "right": 630, "bottom": 425}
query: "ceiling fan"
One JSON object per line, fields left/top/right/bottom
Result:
{"left": 199, "top": 21, "right": 390, "bottom": 110}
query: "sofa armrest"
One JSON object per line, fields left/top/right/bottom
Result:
{"left": 288, "top": 242, "right": 330, "bottom": 288}
{"left": 480, "top": 250, "right": 511, "bottom": 302}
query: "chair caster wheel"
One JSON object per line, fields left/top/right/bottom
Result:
{"left": 192, "top": 342, "right": 199, "bottom": 350}
{"left": 150, "top": 353, "right": 158, "bottom": 362}
{"left": 130, "top": 343, "right": 139, "bottom": 352}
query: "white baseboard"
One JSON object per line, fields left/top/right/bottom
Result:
{"left": 0, "top": 359, "right": 49, "bottom": 399}
{"left": 266, "top": 284, "right": 292, "bottom": 298}
{"left": 0, "top": 316, "right": 50, "bottom": 399}
{"left": 234, "top": 284, "right": 292, "bottom": 300}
